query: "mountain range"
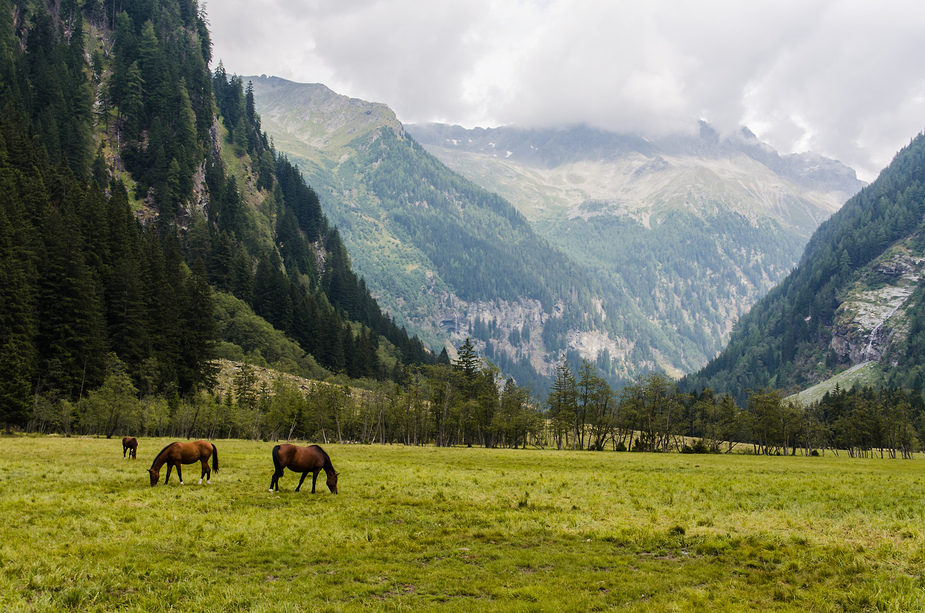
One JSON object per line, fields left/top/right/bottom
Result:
{"left": 247, "top": 75, "right": 864, "bottom": 386}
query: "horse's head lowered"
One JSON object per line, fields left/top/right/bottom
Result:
{"left": 148, "top": 468, "right": 160, "bottom": 486}
{"left": 327, "top": 471, "right": 339, "bottom": 494}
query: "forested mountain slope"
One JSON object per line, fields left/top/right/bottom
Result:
{"left": 681, "top": 131, "right": 925, "bottom": 403}
{"left": 0, "top": 0, "right": 431, "bottom": 430}
{"left": 249, "top": 76, "right": 863, "bottom": 386}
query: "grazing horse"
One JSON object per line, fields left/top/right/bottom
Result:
{"left": 122, "top": 436, "right": 138, "bottom": 459}
{"left": 270, "top": 444, "right": 338, "bottom": 493}
{"left": 148, "top": 440, "right": 218, "bottom": 486}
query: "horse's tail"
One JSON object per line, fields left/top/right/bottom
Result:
{"left": 211, "top": 443, "right": 219, "bottom": 473}
{"left": 272, "top": 444, "right": 282, "bottom": 475}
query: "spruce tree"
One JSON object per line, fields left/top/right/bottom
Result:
{"left": 454, "top": 337, "right": 480, "bottom": 399}
{"left": 178, "top": 259, "right": 218, "bottom": 394}
{"left": 103, "top": 183, "right": 149, "bottom": 373}
{"left": 0, "top": 164, "right": 37, "bottom": 430}
{"left": 547, "top": 357, "right": 577, "bottom": 449}
{"left": 36, "top": 206, "right": 109, "bottom": 399}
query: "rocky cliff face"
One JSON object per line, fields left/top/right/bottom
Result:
{"left": 831, "top": 248, "right": 925, "bottom": 368}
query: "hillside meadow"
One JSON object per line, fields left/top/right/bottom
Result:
{"left": 0, "top": 437, "right": 923, "bottom": 612}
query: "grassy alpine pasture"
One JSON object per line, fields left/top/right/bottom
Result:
{"left": 1, "top": 437, "right": 923, "bottom": 612}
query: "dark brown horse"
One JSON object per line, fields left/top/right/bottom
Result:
{"left": 270, "top": 444, "right": 338, "bottom": 493}
{"left": 122, "top": 436, "right": 138, "bottom": 459}
{"left": 148, "top": 440, "right": 218, "bottom": 486}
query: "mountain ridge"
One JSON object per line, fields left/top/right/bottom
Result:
{"left": 251, "top": 76, "right": 402, "bottom": 150}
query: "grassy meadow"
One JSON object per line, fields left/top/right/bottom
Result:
{"left": 1, "top": 436, "right": 923, "bottom": 612}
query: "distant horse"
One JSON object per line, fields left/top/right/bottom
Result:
{"left": 148, "top": 440, "right": 218, "bottom": 486}
{"left": 270, "top": 444, "right": 338, "bottom": 493}
{"left": 122, "top": 436, "right": 138, "bottom": 460}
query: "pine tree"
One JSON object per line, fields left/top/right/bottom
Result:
{"left": 103, "top": 183, "right": 149, "bottom": 373}
{"left": 141, "top": 229, "right": 180, "bottom": 391}
{"left": 0, "top": 162, "right": 38, "bottom": 431}
{"left": 547, "top": 357, "right": 577, "bottom": 449}
{"left": 437, "top": 347, "right": 450, "bottom": 364}
{"left": 120, "top": 61, "right": 144, "bottom": 138}
{"left": 178, "top": 259, "right": 218, "bottom": 394}
{"left": 36, "top": 204, "right": 109, "bottom": 399}
{"left": 453, "top": 337, "right": 480, "bottom": 399}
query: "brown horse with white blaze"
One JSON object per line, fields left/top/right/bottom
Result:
{"left": 148, "top": 440, "right": 218, "bottom": 486}
{"left": 270, "top": 444, "right": 338, "bottom": 493}
{"left": 122, "top": 436, "right": 137, "bottom": 459}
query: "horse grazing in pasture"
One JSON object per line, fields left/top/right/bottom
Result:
{"left": 270, "top": 444, "right": 338, "bottom": 494}
{"left": 148, "top": 440, "right": 218, "bottom": 486}
{"left": 122, "top": 437, "right": 137, "bottom": 459}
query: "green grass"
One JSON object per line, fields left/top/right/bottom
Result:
{"left": 787, "top": 361, "right": 883, "bottom": 406}
{"left": 1, "top": 437, "right": 923, "bottom": 611}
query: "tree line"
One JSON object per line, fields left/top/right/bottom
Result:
{"left": 24, "top": 336, "right": 925, "bottom": 460}
{"left": 26, "top": 339, "right": 543, "bottom": 448}
{"left": 546, "top": 361, "right": 924, "bottom": 458}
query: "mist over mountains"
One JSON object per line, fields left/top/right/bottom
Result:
{"left": 405, "top": 121, "right": 863, "bottom": 238}
{"left": 408, "top": 122, "right": 863, "bottom": 207}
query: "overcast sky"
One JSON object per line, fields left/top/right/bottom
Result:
{"left": 206, "top": 0, "right": 925, "bottom": 182}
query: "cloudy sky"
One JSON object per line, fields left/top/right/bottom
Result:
{"left": 206, "top": 0, "right": 925, "bottom": 182}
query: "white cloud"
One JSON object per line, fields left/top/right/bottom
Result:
{"left": 206, "top": 0, "right": 925, "bottom": 181}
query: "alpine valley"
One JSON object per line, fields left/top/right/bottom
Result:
{"left": 247, "top": 75, "right": 865, "bottom": 387}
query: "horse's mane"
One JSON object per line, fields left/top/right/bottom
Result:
{"left": 311, "top": 444, "right": 335, "bottom": 472}
{"left": 150, "top": 442, "right": 176, "bottom": 468}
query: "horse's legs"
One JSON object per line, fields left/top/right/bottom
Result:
{"left": 295, "top": 471, "right": 309, "bottom": 492}
{"left": 164, "top": 464, "right": 173, "bottom": 485}
{"left": 311, "top": 469, "right": 321, "bottom": 493}
{"left": 199, "top": 459, "right": 210, "bottom": 485}
{"left": 270, "top": 468, "right": 282, "bottom": 492}
{"left": 176, "top": 463, "right": 183, "bottom": 485}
